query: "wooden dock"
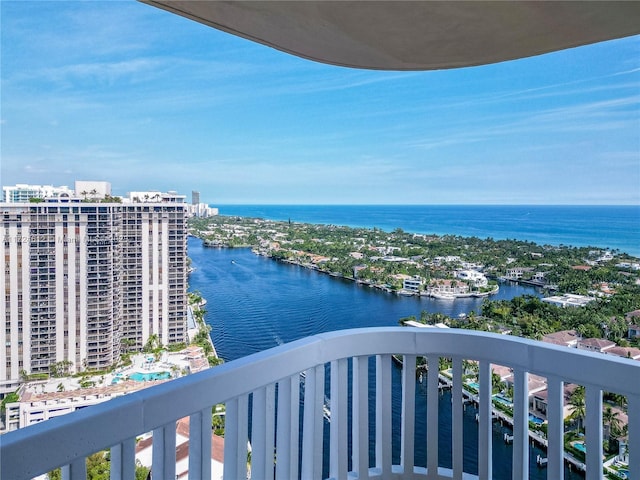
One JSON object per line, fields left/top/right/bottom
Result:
{"left": 437, "top": 374, "right": 586, "bottom": 472}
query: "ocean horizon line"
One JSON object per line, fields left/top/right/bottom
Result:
{"left": 212, "top": 203, "right": 640, "bottom": 207}
{"left": 205, "top": 204, "right": 640, "bottom": 257}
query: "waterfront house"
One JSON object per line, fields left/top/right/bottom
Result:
{"left": 3, "top": 3, "right": 640, "bottom": 480}
{"left": 629, "top": 325, "right": 640, "bottom": 339}
{"left": 503, "top": 267, "right": 535, "bottom": 280}
{"left": 531, "top": 383, "right": 579, "bottom": 420}
{"left": 426, "top": 279, "right": 470, "bottom": 296}
{"left": 402, "top": 275, "right": 423, "bottom": 293}
{"left": 455, "top": 269, "right": 488, "bottom": 288}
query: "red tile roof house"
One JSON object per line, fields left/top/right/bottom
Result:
{"left": 606, "top": 346, "right": 640, "bottom": 360}
{"left": 531, "top": 383, "right": 579, "bottom": 420}
{"left": 577, "top": 338, "right": 617, "bottom": 353}
{"left": 625, "top": 309, "right": 640, "bottom": 323}
{"left": 136, "top": 416, "right": 224, "bottom": 479}
{"left": 542, "top": 330, "right": 581, "bottom": 348}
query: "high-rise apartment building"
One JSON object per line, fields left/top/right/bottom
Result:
{"left": 0, "top": 198, "right": 187, "bottom": 396}
{"left": 2, "top": 184, "right": 74, "bottom": 203}
{"left": 191, "top": 190, "right": 200, "bottom": 205}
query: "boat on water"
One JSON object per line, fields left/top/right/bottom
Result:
{"left": 431, "top": 292, "right": 456, "bottom": 300}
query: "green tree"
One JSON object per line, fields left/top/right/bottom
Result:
{"left": 603, "top": 405, "right": 622, "bottom": 441}
{"left": 568, "top": 386, "right": 586, "bottom": 432}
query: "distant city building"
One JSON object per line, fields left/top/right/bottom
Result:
{"left": 74, "top": 180, "right": 111, "bottom": 200}
{"left": 192, "top": 190, "right": 200, "bottom": 205}
{"left": 187, "top": 203, "right": 219, "bottom": 218}
{"left": 126, "top": 190, "right": 186, "bottom": 203}
{"left": 0, "top": 194, "right": 187, "bottom": 397}
{"left": 2, "top": 184, "right": 74, "bottom": 203}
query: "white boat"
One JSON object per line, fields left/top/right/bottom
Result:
{"left": 431, "top": 292, "right": 456, "bottom": 300}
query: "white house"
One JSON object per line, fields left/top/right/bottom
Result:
{"left": 456, "top": 269, "right": 488, "bottom": 288}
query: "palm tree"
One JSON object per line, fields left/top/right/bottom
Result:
{"left": 568, "top": 385, "right": 586, "bottom": 432}
{"left": 603, "top": 405, "right": 622, "bottom": 441}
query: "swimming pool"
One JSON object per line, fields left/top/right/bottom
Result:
{"left": 573, "top": 441, "right": 586, "bottom": 453}
{"left": 528, "top": 413, "right": 545, "bottom": 424}
{"left": 493, "top": 394, "right": 512, "bottom": 406}
{"left": 129, "top": 371, "right": 171, "bottom": 382}
{"left": 467, "top": 382, "right": 479, "bottom": 390}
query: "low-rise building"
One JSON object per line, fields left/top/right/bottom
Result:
{"left": 606, "top": 346, "right": 640, "bottom": 360}
{"left": 541, "top": 293, "right": 595, "bottom": 307}
{"left": 577, "top": 337, "right": 616, "bottom": 353}
{"left": 542, "top": 330, "right": 580, "bottom": 348}
{"left": 402, "top": 275, "right": 422, "bottom": 293}
{"left": 135, "top": 416, "right": 224, "bottom": 480}
{"left": 456, "top": 269, "right": 488, "bottom": 288}
{"left": 504, "top": 267, "right": 534, "bottom": 280}
{"left": 426, "top": 279, "right": 469, "bottom": 296}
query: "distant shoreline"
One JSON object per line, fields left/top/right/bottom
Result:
{"left": 213, "top": 204, "right": 640, "bottom": 258}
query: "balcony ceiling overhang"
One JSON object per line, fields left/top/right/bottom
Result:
{"left": 140, "top": 1, "right": 640, "bottom": 70}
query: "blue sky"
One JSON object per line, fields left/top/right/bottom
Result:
{"left": 1, "top": 1, "right": 639, "bottom": 205}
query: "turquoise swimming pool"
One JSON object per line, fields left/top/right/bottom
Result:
{"left": 129, "top": 371, "right": 171, "bottom": 382}
{"left": 573, "top": 441, "right": 586, "bottom": 453}
{"left": 493, "top": 394, "right": 512, "bottom": 406}
{"left": 528, "top": 413, "right": 545, "bottom": 424}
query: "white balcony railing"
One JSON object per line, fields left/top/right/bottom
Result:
{"left": 2, "top": 328, "right": 639, "bottom": 480}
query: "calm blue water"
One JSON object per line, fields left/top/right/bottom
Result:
{"left": 188, "top": 238, "right": 582, "bottom": 479}
{"left": 215, "top": 204, "right": 640, "bottom": 257}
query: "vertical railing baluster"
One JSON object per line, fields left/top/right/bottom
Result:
{"left": 512, "top": 368, "right": 529, "bottom": 480}
{"left": 61, "top": 457, "right": 86, "bottom": 480}
{"left": 546, "top": 376, "right": 564, "bottom": 479}
{"left": 252, "top": 385, "right": 276, "bottom": 480}
{"left": 478, "top": 361, "right": 492, "bottom": 480}
{"left": 628, "top": 394, "right": 639, "bottom": 479}
{"left": 252, "top": 388, "right": 266, "bottom": 480}
{"left": 352, "top": 356, "right": 369, "bottom": 480}
{"left": 238, "top": 395, "right": 249, "bottom": 480}
{"left": 152, "top": 421, "right": 176, "bottom": 480}
{"left": 585, "top": 385, "right": 603, "bottom": 480}
{"left": 376, "top": 354, "right": 392, "bottom": 477}
{"left": 401, "top": 354, "right": 416, "bottom": 477}
{"left": 224, "top": 396, "right": 249, "bottom": 480}
{"left": 276, "top": 375, "right": 301, "bottom": 479}
{"left": 427, "top": 354, "right": 439, "bottom": 479}
{"left": 289, "top": 373, "right": 300, "bottom": 479}
{"left": 110, "top": 438, "right": 135, "bottom": 480}
{"left": 452, "top": 358, "right": 463, "bottom": 480}
{"left": 189, "top": 407, "right": 212, "bottom": 480}
{"left": 224, "top": 398, "right": 239, "bottom": 480}
{"left": 330, "top": 358, "right": 348, "bottom": 480}
{"left": 302, "top": 365, "right": 324, "bottom": 480}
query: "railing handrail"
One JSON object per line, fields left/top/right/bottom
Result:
{"left": 2, "top": 327, "right": 639, "bottom": 479}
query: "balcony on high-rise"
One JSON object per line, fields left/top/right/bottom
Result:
{"left": 2, "top": 328, "right": 639, "bottom": 479}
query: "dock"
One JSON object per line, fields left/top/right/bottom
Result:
{"left": 437, "top": 374, "right": 586, "bottom": 472}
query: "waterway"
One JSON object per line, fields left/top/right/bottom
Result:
{"left": 188, "top": 237, "right": 582, "bottom": 479}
